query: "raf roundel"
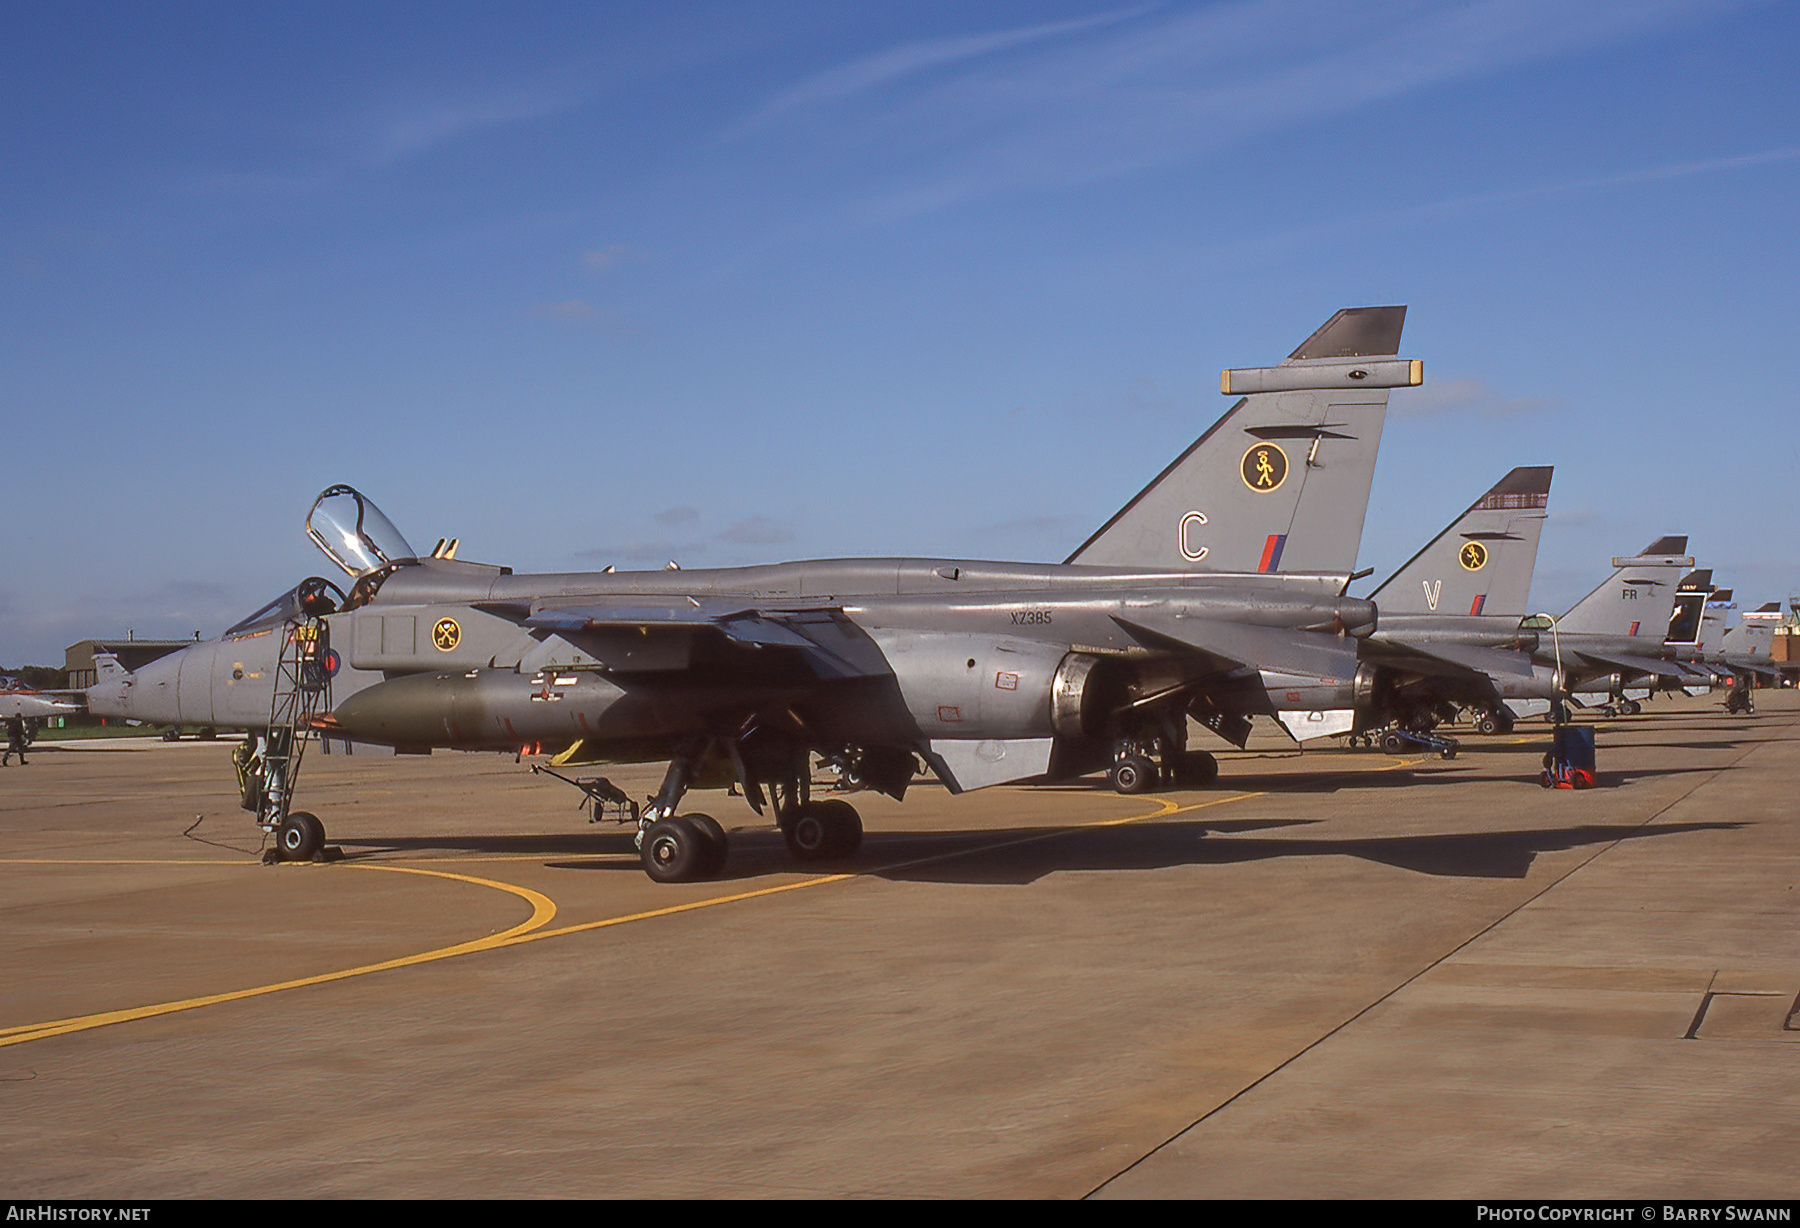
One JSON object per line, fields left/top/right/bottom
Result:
{"left": 432, "top": 617, "right": 462, "bottom": 652}
{"left": 1459, "top": 541, "right": 1489, "bottom": 572}
{"left": 1240, "top": 442, "right": 1288, "bottom": 493}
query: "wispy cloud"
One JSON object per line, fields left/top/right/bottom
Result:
{"left": 1171, "top": 139, "right": 1800, "bottom": 271}
{"left": 531, "top": 299, "right": 601, "bottom": 318}
{"left": 716, "top": 516, "right": 795, "bottom": 546}
{"left": 743, "top": 7, "right": 1146, "bottom": 126}
{"left": 366, "top": 84, "right": 588, "bottom": 165}
{"left": 583, "top": 244, "right": 650, "bottom": 272}
{"left": 654, "top": 506, "right": 701, "bottom": 528}
{"left": 182, "top": 81, "right": 590, "bottom": 196}
{"left": 530, "top": 300, "right": 629, "bottom": 330}
{"left": 736, "top": 0, "right": 1749, "bottom": 218}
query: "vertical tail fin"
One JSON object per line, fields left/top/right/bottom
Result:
{"left": 1369, "top": 466, "right": 1552, "bottom": 616}
{"left": 1556, "top": 538, "right": 1694, "bottom": 637}
{"left": 1066, "top": 306, "right": 1414, "bottom": 574}
{"left": 1727, "top": 602, "right": 1783, "bottom": 659}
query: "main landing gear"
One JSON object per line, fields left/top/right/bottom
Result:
{"left": 781, "top": 798, "right": 863, "bottom": 861}
{"left": 1107, "top": 737, "right": 1218, "bottom": 794}
{"left": 1472, "top": 707, "right": 1514, "bottom": 737}
{"left": 630, "top": 796, "right": 865, "bottom": 884}
{"left": 639, "top": 813, "right": 729, "bottom": 883}
{"left": 1101, "top": 699, "right": 1224, "bottom": 796}
{"left": 558, "top": 742, "right": 866, "bottom": 884}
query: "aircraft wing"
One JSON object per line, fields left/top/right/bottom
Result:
{"left": 518, "top": 599, "right": 890, "bottom": 680}
{"left": 1380, "top": 638, "right": 1536, "bottom": 680}
{"left": 1112, "top": 612, "right": 1360, "bottom": 681}
{"left": 1720, "top": 657, "right": 1784, "bottom": 681}
{"left": 1570, "top": 648, "right": 1689, "bottom": 681}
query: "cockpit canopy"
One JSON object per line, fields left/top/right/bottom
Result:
{"left": 223, "top": 577, "right": 347, "bottom": 638}
{"left": 306, "top": 485, "right": 417, "bottom": 577}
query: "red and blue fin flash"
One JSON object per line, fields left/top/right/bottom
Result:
{"left": 1257, "top": 534, "right": 1287, "bottom": 574}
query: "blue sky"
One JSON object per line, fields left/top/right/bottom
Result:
{"left": 3, "top": 0, "right": 1797, "bottom": 666}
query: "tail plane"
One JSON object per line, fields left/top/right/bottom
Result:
{"left": 1369, "top": 466, "right": 1552, "bottom": 616}
{"left": 1556, "top": 538, "right": 1694, "bottom": 638}
{"left": 1067, "top": 306, "right": 1417, "bottom": 576}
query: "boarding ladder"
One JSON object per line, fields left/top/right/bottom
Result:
{"left": 251, "top": 616, "right": 332, "bottom": 839}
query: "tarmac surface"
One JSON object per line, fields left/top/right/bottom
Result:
{"left": 1, "top": 692, "right": 1795, "bottom": 1199}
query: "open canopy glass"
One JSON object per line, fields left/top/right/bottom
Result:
{"left": 305, "top": 485, "right": 417, "bottom": 577}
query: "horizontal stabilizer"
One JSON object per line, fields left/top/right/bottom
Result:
{"left": 1221, "top": 358, "right": 1420, "bottom": 395}
{"left": 1113, "top": 613, "right": 1359, "bottom": 681}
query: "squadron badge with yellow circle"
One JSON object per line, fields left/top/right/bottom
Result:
{"left": 432, "top": 617, "right": 462, "bottom": 651}
{"left": 1459, "top": 541, "right": 1489, "bottom": 572}
{"left": 1241, "top": 442, "right": 1288, "bottom": 493}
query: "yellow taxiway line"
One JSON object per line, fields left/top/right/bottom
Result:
{"left": 0, "top": 863, "right": 555, "bottom": 1048}
{"left": 0, "top": 773, "right": 1430, "bottom": 1049}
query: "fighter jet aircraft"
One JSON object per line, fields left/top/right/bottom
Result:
{"left": 0, "top": 676, "right": 83, "bottom": 721}
{"left": 1351, "top": 465, "right": 1552, "bottom": 739}
{"left": 88, "top": 307, "right": 1421, "bottom": 881}
{"left": 1520, "top": 537, "right": 1696, "bottom": 717}
{"left": 1706, "top": 598, "right": 1785, "bottom": 711}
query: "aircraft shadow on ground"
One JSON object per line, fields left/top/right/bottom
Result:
{"left": 853, "top": 819, "right": 1745, "bottom": 886}
{"left": 342, "top": 816, "right": 1744, "bottom": 889}
{"left": 341, "top": 831, "right": 643, "bottom": 858}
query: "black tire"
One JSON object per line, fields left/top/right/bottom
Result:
{"left": 782, "top": 803, "right": 829, "bottom": 860}
{"left": 783, "top": 800, "right": 862, "bottom": 861}
{"left": 1173, "top": 749, "right": 1219, "bottom": 787}
{"left": 641, "top": 816, "right": 709, "bottom": 883}
{"left": 1110, "top": 754, "right": 1157, "bottom": 794}
{"left": 1474, "top": 713, "right": 1499, "bottom": 736}
{"left": 814, "top": 798, "right": 863, "bottom": 858}
{"left": 277, "top": 811, "right": 325, "bottom": 862}
{"left": 1380, "top": 731, "right": 1407, "bottom": 754}
{"left": 1622, "top": 700, "right": 1641, "bottom": 716}
{"left": 685, "top": 813, "right": 729, "bottom": 876}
